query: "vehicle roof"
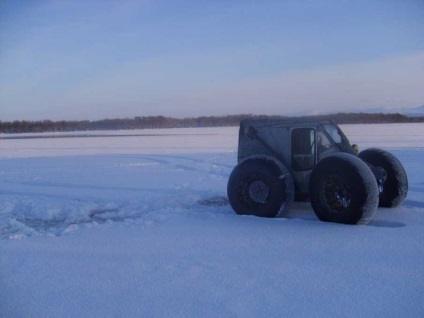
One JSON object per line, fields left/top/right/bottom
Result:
{"left": 240, "top": 117, "right": 335, "bottom": 129}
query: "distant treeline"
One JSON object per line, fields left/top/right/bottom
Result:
{"left": 1, "top": 113, "right": 423, "bottom": 134}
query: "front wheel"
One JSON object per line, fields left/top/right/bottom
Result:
{"left": 227, "top": 156, "right": 294, "bottom": 218}
{"left": 309, "top": 153, "right": 379, "bottom": 224}
{"left": 358, "top": 148, "right": 408, "bottom": 207}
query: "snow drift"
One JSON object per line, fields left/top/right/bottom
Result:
{"left": 1, "top": 124, "right": 423, "bottom": 317}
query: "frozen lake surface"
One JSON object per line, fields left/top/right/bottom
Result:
{"left": 1, "top": 123, "right": 423, "bottom": 317}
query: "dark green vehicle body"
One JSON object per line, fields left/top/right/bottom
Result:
{"left": 228, "top": 118, "right": 408, "bottom": 224}
{"left": 237, "top": 118, "right": 357, "bottom": 199}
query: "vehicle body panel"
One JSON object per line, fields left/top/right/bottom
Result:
{"left": 237, "top": 118, "right": 356, "bottom": 197}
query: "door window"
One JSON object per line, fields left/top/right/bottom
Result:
{"left": 291, "top": 128, "right": 315, "bottom": 170}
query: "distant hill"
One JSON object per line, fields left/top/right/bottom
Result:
{"left": 359, "top": 105, "right": 424, "bottom": 117}
{"left": 290, "top": 105, "right": 424, "bottom": 118}
{"left": 1, "top": 112, "right": 423, "bottom": 134}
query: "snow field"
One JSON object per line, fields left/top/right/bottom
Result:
{"left": 1, "top": 124, "right": 424, "bottom": 317}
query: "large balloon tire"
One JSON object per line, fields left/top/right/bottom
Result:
{"left": 227, "top": 156, "right": 294, "bottom": 218}
{"left": 359, "top": 148, "right": 408, "bottom": 207}
{"left": 309, "top": 153, "right": 379, "bottom": 224}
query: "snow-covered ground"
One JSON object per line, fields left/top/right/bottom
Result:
{"left": 1, "top": 124, "right": 423, "bottom": 317}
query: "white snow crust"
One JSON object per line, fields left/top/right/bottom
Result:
{"left": 1, "top": 124, "right": 423, "bottom": 317}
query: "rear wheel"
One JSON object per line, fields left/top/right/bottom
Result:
{"left": 227, "top": 156, "right": 294, "bottom": 218}
{"left": 358, "top": 148, "right": 408, "bottom": 207}
{"left": 309, "top": 153, "right": 379, "bottom": 224}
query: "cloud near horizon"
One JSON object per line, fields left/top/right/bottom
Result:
{"left": 174, "top": 52, "right": 424, "bottom": 117}
{"left": 1, "top": 51, "right": 423, "bottom": 121}
{"left": 41, "top": 52, "right": 424, "bottom": 120}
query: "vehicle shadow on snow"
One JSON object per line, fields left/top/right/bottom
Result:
{"left": 367, "top": 220, "right": 405, "bottom": 228}
{"left": 287, "top": 202, "right": 406, "bottom": 228}
{"left": 402, "top": 199, "right": 424, "bottom": 208}
{"left": 198, "top": 198, "right": 406, "bottom": 228}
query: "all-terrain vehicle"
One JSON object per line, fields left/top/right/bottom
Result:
{"left": 227, "top": 118, "right": 408, "bottom": 224}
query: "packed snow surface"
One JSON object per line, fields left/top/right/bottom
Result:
{"left": 1, "top": 124, "right": 423, "bottom": 317}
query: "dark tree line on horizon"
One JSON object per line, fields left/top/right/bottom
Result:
{"left": 0, "top": 113, "right": 423, "bottom": 134}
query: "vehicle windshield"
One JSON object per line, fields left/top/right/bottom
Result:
{"left": 323, "top": 124, "right": 342, "bottom": 144}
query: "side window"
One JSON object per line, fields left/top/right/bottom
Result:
{"left": 291, "top": 128, "right": 315, "bottom": 170}
{"left": 317, "top": 129, "right": 332, "bottom": 153}
{"left": 323, "top": 124, "right": 342, "bottom": 143}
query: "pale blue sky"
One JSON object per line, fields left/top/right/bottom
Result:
{"left": 1, "top": 0, "right": 423, "bottom": 121}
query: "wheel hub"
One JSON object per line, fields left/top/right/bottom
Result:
{"left": 323, "top": 176, "right": 351, "bottom": 212}
{"left": 248, "top": 180, "right": 270, "bottom": 204}
{"left": 335, "top": 192, "right": 350, "bottom": 208}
